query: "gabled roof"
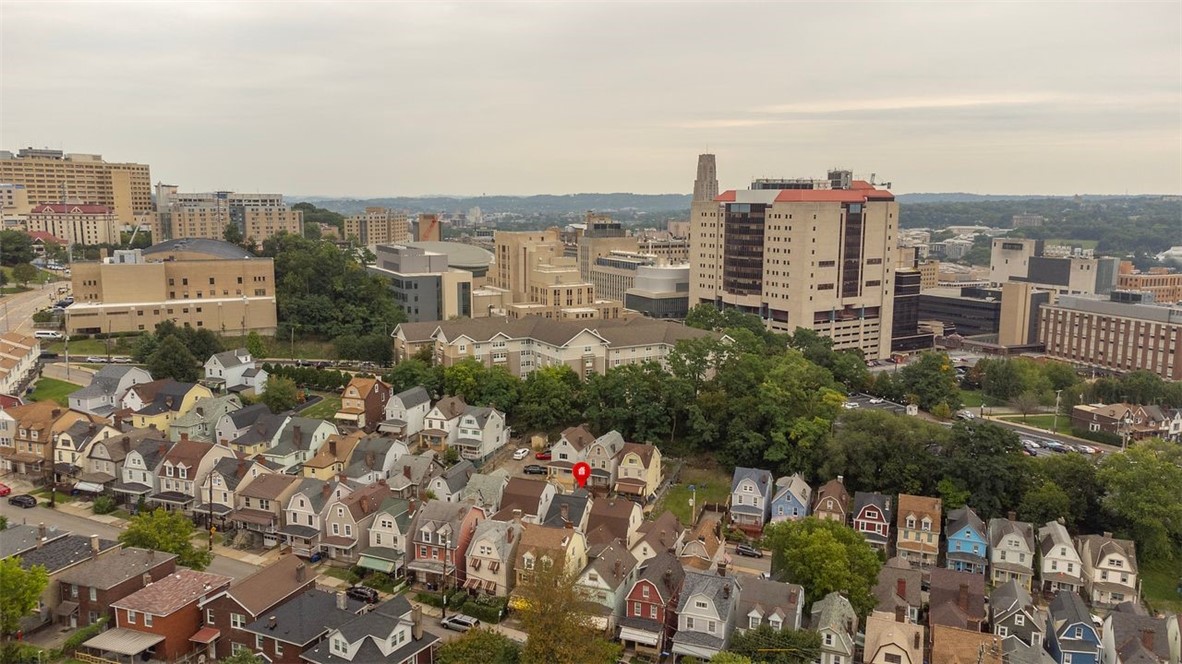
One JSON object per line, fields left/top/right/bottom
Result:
{"left": 461, "top": 470, "right": 509, "bottom": 506}
{"left": 542, "top": 489, "right": 592, "bottom": 528}
{"left": 637, "top": 510, "right": 683, "bottom": 554}
{"left": 112, "top": 569, "right": 232, "bottom": 616}
{"left": 57, "top": 420, "right": 104, "bottom": 450}
{"left": 392, "top": 386, "right": 430, "bottom": 409}
{"left": 633, "top": 551, "right": 685, "bottom": 603}
{"left": 1108, "top": 610, "right": 1174, "bottom": 662}
{"left": 374, "top": 497, "right": 414, "bottom": 534}
{"left": 677, "top": 569, "right": 738, "bottom": 622}
{"left": 241, "top": 588, "right": 365, "bottom": 645}
{"left": 221, "top": 555, "right": 313, "bottom": 617}
{"left": 240, "top": 473, "right": 299, "bottom": 500}
{"left": 210, "top": 456, "right": 257, "bottom": 491}
{"left": 897, "top": 494, "right": 942, "bottom": 527}
{"left": 1038, "top": 520, "right": 1076, "bottom": 557}
{"left": 130, "top": 438, "right": 176, "bottom": 470}
{"left": 873, "top": 557, "right": 923, "bottom": 611}
{"left": 929, "top": 568, "right": 986, "bottom": 629}
{"left": 864, "top": 611, "right": 924, "bottom": 664}
{"left": 305, "top": 431, "right": 366, "bottom": 470}
{"left": 946, "top": 506, "right": 985, "bottom": 538}
{"left": 731, "top": 467, "right": 772, "bottom": 494}
{"left": 516, "top": 523, "right": 579, "bottom": 564}
{"left": 583, "top": 539, "right": 638, "bottom": 592}
{"left": 853, "top": 491, "right": 892, "bottom": 520}
{"left": 616, "top": 441, "right": 656, "bottom": 467}
{"left": 412, "top": 498, "right": 476, "bottom": 535}
{"left": 343, "top": 433, "right": 403, "bottom": 478}
{"left": 342, "top": 376, "right": 387, "bottom": 400}
{"left": 586, "top": 498, "right": 638, "bottom": 545}
{"left": 811, "top": 591, "right": 856, "bottom": 634}
{"left": 130, "top": 379, "right": 198, "bottom": 414}
{"left": 172, "top": 394, "right": 241, "bottom": 429}
{"left": 1049, "top": 591, "right": 1093, "bottom": 637}
{"left": 431, "top": 396, "right": 467, "bottom": 420}
{"left": 336, "top": 481, "right": 391, "bottom": 522}
{"left": 18, "top": 535, "right": 119, "bottom": 574}
{"left": 56, "top": 547, "right": 177, "bottom": 589}
{"left": 267, "top": 417, "right": 331, "bottom": 456}
{"left": 434, "top": 459, "right": 475, "bottom": 495}
{"left": 1076, "top": 533, "right": 1138, "bottom": 573}
{"left": 773, "top": 473, "right": 812, "bottom": 505}
{"left": 736, "top": 575, "right": 802, "bottom": 625}
{"left": 70, "top": 365, "right": 147, "bottom": 400}
{"left": 161, "top": 439, "right": 217, "bottom": 470}
{"left": 589, "top": 430, "right": 625, "bottom": 456}
{"left": 987, "top": 517, "right": 1035, "bottom": 551}
{"left": 930, "top": 624, "right": 1003, "bottom": 664}
{"left": 291, "top": 477, "right": 352, "bottom": 514}
{"left": 226, "top": 403, "right": 272, "bottom": 429}
{"left": 460, "top": 405, "right": 500, "bottom": 429}
{"left": 815, "top": 477, "right": 850, "bottom": 511}
{"left": 389, "top": 451, "right": 441, "bottom": 488}
{"left": 500, "top": 477, "right": 550, "bottom": 516}
{"left": 990, "top": 579, "right": 1034, "bottom": 620}
{"left": 209, "top": 348, "right": 252, "bottom": 369}
{"left": 469, "top": 518, "right": 521, "bottom": 563}
{"left": 1, "top": 525, "right": 68, "bottom": 557}
{"left": 560, "top": 424, "right": 596, "bottom": 450}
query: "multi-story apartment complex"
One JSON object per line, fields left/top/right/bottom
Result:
{"left": 344, "top": 207, "right": 410, "bottom": 246}
{"left": 0, "top": 183, "right": 31, "bottom": 214}
{"left": 492, "top": 229, "right": 627, "bottom": 321}
{"left": 0, "top": 148, "right": 151, "bottom": 224}
{"left": 367, "top": 244, "right": 473, "bottom": 322}
{"left": 1116, "top": 264, "right": 1182, "bottom": 304}
{"left": 27, "top": 204, "right": 120, "bottom": 246}
{"left": 66, "top": 241, "right": 278, "bottom": 336}
{"left": 1039, "top": 292, "right": 1182, "bottom": 380}
{"left": 689, "top": 165, "right": 898, "bottom": 359}
{"left": 153, "top": 186, "right": 302, "bottom": 243}
{"left": 989, "top": 238, "right": 1118, "bottom": 295}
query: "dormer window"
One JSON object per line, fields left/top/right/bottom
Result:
{"left": 695, "top": 600, "right": 707, "bottom": 609}
{"left": 166, "top": 465, "right": 174, "bottom": 477}
{"left": 921, "top": 518, "right": 931, "bottom": 532}
{"left": 178, "top": 467, "right": 187, "bottom": 479}
{"left": 523, "top": 555, "right": 534, "bottom": 570}
{"left": 906, "top": 517, "right": 915, "bottom": 529}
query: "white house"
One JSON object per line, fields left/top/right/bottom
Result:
{"left": 203, "top": 348, "right": 267, "bottom": 394}
{"left": 1038, "top": 521, "right": 1086, "bottom": 595}
{"left": 812, "top": 591, "right": 858, "bottom": 664}
{"left": 452, "top": 406, "right": 509, "bottom": 465}
{"left": 670, "top": 570, "right": 740, "bottom": 661}
{"left": 67, "top": 365, "right": 152, "bottom": 416}
{"left": 427, "top": 460, "right": 475, "bottom": 503}
{"left": 281, "top": 478, "right": 357, "bottom": 558}
{"left": 259, "top": 418, "right": 338, "bottom": 471}
{"left": 379, "top": 386, "right": 432, "bottom": 438}
{"left": 1076, "top": 533, "right": 1140, "bottom": 607}
{"left": 988, "top": 516, "right": 1036, "bottom": 592}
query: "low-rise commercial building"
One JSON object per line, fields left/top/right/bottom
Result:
{"left": 1039, "top": 292, "right": 1182, "bottom": 380}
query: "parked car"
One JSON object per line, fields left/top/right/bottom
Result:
{"left": 534, "top": 450, "right": 552, "bottom": 461}
{"left": 512, "top": 448, "right": 530, "bottom": 461}
{"left": 841, "top": 402, "right": 859, "bottom": 410}
{"left": 956, "top": 410, "right": 976, "bottom": 420}
{"left": 868, "top": 398, "right": 883, "bottom": 404}
{"left": 0, "top": 482, "right": 11, "bottom": 497}
{"left": 1074, "top": 444, "right": 1098, "bottom": 455}
{"left": 440, "top": 614, "right": 480, "bottom": 632}
{"left": 346, "top": 585, "right": 380, "bottom": 604}
{"left": 8, "top": 494, "right": 37, "bottom": 508}
{"left": 85, "top": 356, "right": 106, "bottom": 363}
{"left": 523, "top": 464, "right": 547, "bottom": 475}
{"left": 735, "top": 543, "right": 763, "bottom": 558}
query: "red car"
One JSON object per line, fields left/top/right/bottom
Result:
{"left": 0, "top": 483, "right": 10, "bottom": 497}
{"left": 534, "top": 450, "right": 552, "bottom": 461}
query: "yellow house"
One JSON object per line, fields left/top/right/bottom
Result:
{"left": 302, "top": 431, "right": 365, "bottom": 480}
{"left": 124, "top": 380, "right": 214, "bottom": 431}
{"left": 613, "top": 442, "right": 662, "bottom": 502}
{"left": 515, "top": 524, "right": 589, "bottom": 586}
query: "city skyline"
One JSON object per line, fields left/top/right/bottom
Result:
{"left": 2, "top": 2, "right": 1179, "bottom": 197}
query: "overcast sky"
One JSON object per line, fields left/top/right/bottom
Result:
{"left": 3, "top": 2, "right": 1180, "bottom": 197}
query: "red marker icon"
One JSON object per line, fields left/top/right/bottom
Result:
{"left": 572, "top": 462, "right": 591, "bottom": 488}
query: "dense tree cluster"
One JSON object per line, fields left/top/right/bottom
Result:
{"left": 133, "top": 320, "right": 223, "bottom": 382}
{"left": 764, "top": 518, "right": 882, "bottom": 617}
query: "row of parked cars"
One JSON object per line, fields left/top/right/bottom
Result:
{"left": 1021, "top": 437, "right": 1099, "bottom": 456}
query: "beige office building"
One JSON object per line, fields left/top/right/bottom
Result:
{"left": 65, "top": 241, "right": 277, "bottom": 336}
{"left": 493, "top": 229, "right": 626, "bottom": 320}
{"left": 344, "top": 207, "right": 409, "bottom": 245}
{"left": 27, "top": 204, "right": 120, "bottom": 246}
{"left": 0, "top": 148, "right": 151, "bottom": 224}
{"left": 492, "top": 229, "right": 566, "bottom": 301}
{"left": 689, "top": 171, "right": 897, "bottom": 359}
{"left": 0, "top": 184, "right": 31, "bottom": 214}
{"left": 998, "top": 282, "right": 1041, "bottom": 346}
{"left": 1039, "top": 294, "right": 1182, "bottom": 380}
{"left": 1116, "top": 267, "right": 1182, "bottom": 304}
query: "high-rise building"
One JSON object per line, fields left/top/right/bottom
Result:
{"left": 989, "top": 238, "right": 1116, "bottom": 295}
{"left": 344, "top": 207, "right": 409, "bottom": 246}
{"left": 689, "top": 164, "right": 897, "bottom": 359}
{"left": 997, "top": 282, "right": 1050, "bottom": 347}
{"left": 491, "top": 229, "right": 627, "bottom": 320}
{"left": 577, "top": 213, "right": 635, "bottom": 281}
{"left": 0, "top": 148, "right": 151, "bottom": 224}
{"left": 153, "top": 187, "right": 301, "bottom": 243}
{"left": 0, "top": 184, "right": 31, "bottom": 214}
{"left": 692, "top": 154, "right": 718, "bottom": 204}
{"left": 1116, "top": 264, "right": 1182, "bottom": 304}
{"left": 1039, "top": 292, "right": 1182, "bottom": 380}
{"left": 27, "top": 204, "right": 120, "bottom": 246}
{"left": 416, "top": 214, "right": 442, "bottom": 242}
{"left": 368, "top": 244, "right": 472, "bottom": 322}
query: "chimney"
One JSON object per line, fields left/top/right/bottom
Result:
{"left": 958, "top": 583, "right": 969, "bottom": 612}
{"left": 722, "top": 582, "right": 731, "bottom": 598}
{"left": 322, "top": 483, "right": 332, "bottom": 498}
{"left": 560, "top": 502, "right": 570, "bottom": 523}
{"left": 1007, "top": 510, "right": 1016, "bottom": 521}
{"left": 148, "top": 549, "right": 155, "bottom": 560}
{"left": 506, "top": 527, "right": 514, "bottom": 543}
{"left": 180, "top": 432, "right": 188, "bottom": 442}
{"left": 366, "top": 451, "right": 376, "bottom": 468}
{"left": 1103, "top": 531, "right": 1113, "bottom": 538}
{"left": 37, "top": 522, "right": 46, "bottom": 546}
{"left": 89, "top": 423, "right": 96, "bottom": 434}
{"left": 142, "top": 572, "right": 152, "bottom": 586}
{"left": 293, "top": 425, "right": 303, "bottom": 448}
{"left": 122, "top": 436, "right": 130, "bottom": 445}
{"left": 1140, "top": 628, "right": 1155, "bottom": 650}
{"left": 411, "top": 605, "right": 423, "bottom": 641}
{"left": 90, "top": 534, "right": 100, "bottom": 558}
{"left": 895, "top": 606, "right": 906, "bottom": 623}
{"left": 329, "top": 439, "right": 337, "bottom": 457}
{"left": 268, "top": 616, "right": 277, "bottom": 630}
{"left": 896, "top": 578, "right": 907, "bottom": 599}
{"left": 663, "top": 569, "right": 673, "bottom": 591}
{"left": 336, "top": 591, "right": 348, "bottom": 610}
{"left": 717, "top": 561, "right": 727, "bottom": 577}
{"left": 837, "top": 475, "right": 844, "bottom": 483}
{"left": 403, "top": 465, "right": 412, "bottom": 479}
{"left": 296, "top": 563, "right": 307, "bottom": 583}
{"left": 613, "top": 558, "right": 622, "bottom": 578}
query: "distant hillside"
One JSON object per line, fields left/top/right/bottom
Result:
{"left": 896, "top": 193, "right": 1169, "bottom": 204}
{"left": 290, "top": 193, "right": 694, "bottom": 216}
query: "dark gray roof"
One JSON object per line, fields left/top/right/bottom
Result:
{"left": 268, "top": 417, "right": 329, "bottom": 456}
{"left": 1049, "top": 591, "right": 1093, "bottom": 635}
{"left": 469, "top": 519, "right": 521, "bottom": 563}
{"left": 811, "top": 591, "right": 857, "bottom": 633}
{"left": 393, "top": 386, "right": 431, "bottom": 409}
{"left": 210, "top": 349, "right": 251, "bottom": 369}
{"left": 59, "top": 421, "right": 102, "bottom": 450}
{"left": 144, "top": 238, "right": 256, "bottom": 260}
{"left": 461, "top": 405, "right": 498, "bottom": 429}
{"left": 335, "top": 596, "right": 412, "bottom": 642}
{"left": 303, "top": 622, "right": 438, "bottom": 664}
{"left": 988, "top": 517, "right": 1035, "bottom": 550}
{"left": 672, "top": 629, "right": 726, "bottom": 650}
{"left": 873, "top": 557, "right": 923, "bottom": 612}
{"left": 584, "top": 540, "right": 638, "bottom": 592}
{"left": 634, "top": 552, "right": 684, "bottom": 603}
{"left": 1004, "top": 638, "right": 1057, "bottom": 664}
{"left": 731, "top": 467, "right": 772, "bottom": 495}
{"left": 132, "top": 438, "right": 176, "bottom": 470}
{"left": 435, "top": 460, "right": 475, "bottom": 495}
{"left": 542, "top": 489, "right": 592, "bottom": 528}
{"left": 19, "top": 535, "right": 119, "bottom": 574}
{"left": 853, "top": 491, "right": 892, "bottom": 518}
{"left": 1107, "top": 610, "right": 1173, "bottom": 660}
{"left": 56, "top": 547, "right": 177, "bottom": 589}
{"left": 990, "top": 579, "right": 1034, "bottom": 620}
{"left": 241, "top": 588, "right": 365, "bottom": 645}
{"left": 228, "top": 403, "right": 272, "bottom": 429}
{"left": 946, "top": 505, "right": 986, "bottom": 538}
{"left": 736, "top": 575, "right": 802, "bottom": 624}
{"left": 676, "top": 570, "right": 738, "bottom": 623}
{"left": 291, "top": 477, "right": 350, "bottom": 514}
{"left": 1, "top": 525, "right": 69, "bottom": 558}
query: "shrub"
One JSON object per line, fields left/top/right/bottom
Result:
{"left": 63, "top": 616, "right": 108, "bottom": 653}
{"left": 92, "top": 495, "right": 117, "bottom": 515}
{"left": 462, "top": 595, "right": 507, "bottom": 623}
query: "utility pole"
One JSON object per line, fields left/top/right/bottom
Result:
{"left": 1052, "top": 389, "right": 1063, "bottom": 434}
{"left": 441, "top": 535, "right": 451, "bottom": 620}
{"left": 208, "top": 471, "right": 215, "bottom": 552}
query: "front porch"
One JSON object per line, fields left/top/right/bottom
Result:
{"left": 281, "top": 524, "right": 323, "bottom": 558}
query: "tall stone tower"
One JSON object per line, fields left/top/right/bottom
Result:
{"left": 692, "top": 153, "right": 719, "bottom": 203}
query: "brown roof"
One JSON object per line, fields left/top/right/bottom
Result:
{"left": 638, "top": 510, "right": 683, "bottom": 553}
{"left": 873, "top": 558, "right": 924, "bottom": 611}
{"left": 616, "top": 441, "right": 655, "bottom": 467}
{"left": 304, "top": 431, "right": 364, "bottom": 470}
{"left": 343, "top": 377, "right": 386, "bottom": 400}
{"left": 929, "top": 568, "right": 986, "bottom": 629}
{"left": 680, "top": 512, "right": 721, "bottom": 568}
{"left": 224, "top": 555, "right": 315, "bottom": 617}
{"left": 1076, "top": 534, "right": 1138, "bottom": 573}
{"left": 112, "top": 569, "right": 232, "bottom": 615}
{"left": 896, "top": 494, "right": 942, "bottom": 529}
{"left": 815, "top": 478, "right": 851, "bottom": 513}
{"left": 433, "top": 396, "right": 467, "bottom": 419}
{"left": 162, "top": 439, "right": 217, "bottom": 470}
{"left": 586, "top": 498, "right": 638, "bottom": 545}
{"left": 339, "top": 481, "right": 392, "bottom": 521}
{"left": 516, "top": 524, "right": 577, "bottom": 568}
{"left": 930, "top": 625, "right": 1003, "bottom": 664}
{"left": 7, "top": 401, "right": 72, "bottom": 437}
{"left": 561, "top": 425, "right": 596, "bottom": 450}
{"left": 240, "top": 473, "right": 300, "bottom": 500}
{"left": 500, "top": 477, "right": 550, "bottom": 516}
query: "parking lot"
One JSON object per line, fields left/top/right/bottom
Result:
{"left": 843, "top": 393, "right": 909, "bottom": 415}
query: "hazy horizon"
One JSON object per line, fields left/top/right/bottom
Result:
{"left": 3, "top": 2, "right": 1179, "bottom": 197}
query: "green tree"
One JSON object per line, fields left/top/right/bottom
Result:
{"left": 514, "top": 365, "right": 583, "bottom": 432}
{"left": 147, "top": 334, "right": 200, "bottom": 382}
{"left": 223, "top": 223, "right": 244, "bottom": 246}
{"left": 246, "top": 331, "right": 267, "bottom": 358}
{"left": 728, "top": 625, "right": 821, "bottom": 664}
{"left": 1097, "top": 440, "right": 1182, "bottom": 561}
{"left": 0, "top": 557, "right": 48, "bottom": 637}
{"left": 0, "top": 231, "right": 34, "bottom": 266}
{"left": 11, "top": 263, "right": 37, "bottom": 287}
{"left": 1018, "top": 481, "right": 1072, "bottom": 527}
{"left": 442, "top": 446, "right": 460, "bottom": 466}
{"left": 939, "top": 422, "right": 1029, "bottom": 518}
{"left": 822, "top": 410, "right": 948, "bottom": 497}
{"left": 517, "top": 555, "right": 621, "bottom": 664}
{"left": 1009, "top": 391, "right": 1043, "bottom": 421}
{"left": 437, "top": 627, "right": 520, "bottom": 664}
{"left": 383, "top": 359, "right": 442, "bottom": 398}
{"left": 937, "top": 478, "right": 971, "bottom": 510}
{"left": 711, "top": 654, "right": 756, "bottom": 664}
{"left": 585, "top": 362, "right": 673, "bottom": 445}
{"left": 261, "top": 375, "right": 299, "bottom": 413}
{"left": 119, "top": 508, "right": 213, "bottom": 570}
{"left": 1029, "top": 453, "right": 1105, "bottom": 531}
{"left": 898, "top": 352, "right": 961, "bottom": 411}
{"left": 763, "top": 518, "right": 882, "bottom": 617}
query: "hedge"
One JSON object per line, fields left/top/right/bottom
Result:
{"left": 63, "top": 616, "right": 108, "bottom": 653}
{"left": 462, "top": 595, "right": 508, "bottom": 623}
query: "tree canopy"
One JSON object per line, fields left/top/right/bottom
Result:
{"left": 515, "top": 555, "right": 621, "bottom": 664}
{"left": 261, "top": 375, "right": 300, "bottom": 413}
{"left": 763, "top": 518, "right": 882, "bottom": 617}
{"left": 0, "top": 557, "right": 48, "bottom": 637}
{"left": 727, "top": 625, "right": 821, "bottom": 664}
{"left": 147, "top": 334, "right": 201, "bottom": 382}
{"left": 437, "top": 627, "right": 520, "bottom": 664}
{"left": 119, "top": 508, "right": 213, "bottom": 570}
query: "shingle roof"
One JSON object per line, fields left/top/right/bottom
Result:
{"left": 500, "top": 477, "right": 550, "bottom": 516}
{"left": 930, "top": 624, "right": 1003, "bottom": 664}
{"left": 18, "top": 535, "right": 119, "bottom": 573}
{"left": 637, "top": 510, "right": 683, "bottom": 554}
{"left": 268, "top": 417, "right": 330, "bottom": 456}
{"left": 1, "top": 525, "right": 67, "bottom": 558}
{"left": 929, "top": 568, "right": 986, "bottom": 629}
{"left": 586, "top": 498, "right": 638, "bottom": 545}
{"left": 731, "top": 467, "right": 773, "bottom": 494}
{"left": 773, "top": 473, "right": 812, "bottom": 506}
{"left": 469, "top": 518, "right": 521, "bottom": 563}
{"left": 811, "top": 591, "right": 856, "bottom": 634}
{"left": 392, "top": 386, "right": 431, "bottom": 409}
{"left": 240, "top": 473, "right": 299, "bottom": 499}
{"left": 56, "top": 547, "right": 176, "bottom": 589}
{"left": 584, "top": 539, "right": 638, "bottom": 592}
{"left": 990, "top": 579, "right": 1034, "bottom": 620}
{"left": 112, "top": 569, "right": 232, "bottom": 615}
{"left": 162, "top": 439, "right": 217, "bottom": 470}
{"left": 399, "top": 316, "right": 718, "bottom": 352}
{"left": 241, "top": 588, "right": 365, "bottom": 645}
{"left": 305, "top": 431, "right": 365, "bottom": 470}
{"left": 873, "top": 557, "right": 923, "bottom": 612}
{"left": 896, "top": 494, "right": 942, "bottom": 528}
{"left": 338, "top": 481, "right": 391, "bottom": 521}
{"left": 223, "top": 555, "right": 314, "bottom": 617}
{"left": 677, "top": 570, "right": 738, "bottom": 622}
{"left": 210, "top": 348, "right": 251, "bottom": 369}
{"left": 854, "top": 491, "right": 891, "bottom": 519}
{"left": 461, "top": 470, "right": 509, "bottom": 507}
{"left": 1038, "top": 520, "right": 1075, "bottom": 557}
{"left": 634, "top": 551, "right": 684, "bottom": 603}
{"left": 542, "top": 490, "right": 592, "bottom": 528}
{"left": 1049, "top": 591, "right": 1093, "bottom": 637}
{"left": 431, "top": 396, "right": 468, "bottom": 420}
{"left": 987, "top": 517, "right": 1035, "bottom": 551}
{"left": 1076, "top": 533, "right": 1138, "bottom": 573}
{"left": 131, "top": 438, "right": 176, "bottom": 470}
{"left": 227, "top": 403, "right": 272, "bottom": 429}
{"left": 946, "top": 506, "right": 985, "bottom": 539}
{"left": 736, "top": 576, "right": 802, "bottom": 626}
{"left": 435, "top": 459, "right": 475, "bottom": 495}
{"left": 560, "top": 424, "right": 596, "bottom": 450}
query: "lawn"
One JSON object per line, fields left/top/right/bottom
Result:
{"left": 960, "top": 390, "right": 1005, "bottom": 409}
{"left": 654, "top": 463, "right": 731, "bottom": 527}
{"left": 1000, "top": 413, "right": 1072, "bottom": 434}
{"left": 1142, "top": 561, "right": 1182, "bottom": 613}
{"left": 43, "top": 337, "right": 135, "bottom": 356}
{"left": 29, "top": 377, "right": 81, "bottom": 406}
{"left": 301, "top": 394, "right": 342, "bottom": 419}
{"left": 220, "top": 334, "right": 337, "bottom": 360}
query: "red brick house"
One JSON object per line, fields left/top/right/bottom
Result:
{"left": 334, "top": 377, "right": 393, "bottom": 432}
{"left": 100, "top": 569, "right": 232, "bottom": 662}
{"left": 56, "top": 547, "right": 178, "bottom": 628}
{"left": 406, "top": 498, "right": 485, "bottom": 589}
{"left": 617, "top": 551, "right": 685, "bottom": 658}
{"left": 200, "top": 555, "right": 317, "bottom": 660}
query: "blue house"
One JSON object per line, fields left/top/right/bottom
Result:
{"left": 769, "top": 473, "right": 812, "bottom": 523}
{"left": 945, "top": 506, "right": 988, "bottom": 574}
{"left": 1045, "top": 591, "right": 1100, "bottom": 664}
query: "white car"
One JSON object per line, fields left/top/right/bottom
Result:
{"left": 869, "top": 398, "right": 883, "bottom": 404}
{"left": 512, "top": 448, "right": 530, "bottom": 460}
{"left": 1075, "top": 444, "right": 1097, "bottom": 455}
{"left": 842, "top": 402, "right": 859, "bottom": 410}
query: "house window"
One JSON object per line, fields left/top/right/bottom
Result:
{"left": 89, "top": 587, "right": 96, "bottom": 601}
{"left": 996, "top": 625, "right": 1007, "bottom": 637}
{"left": 886, "top": 655, "right": 902, "bottom": 664}
{"left": 206, "top": 609, "right": 214, "bottom": 624}
{"left": 256, "top": 634, "right": 264, "bottom": 649}
{"left": 708, "top": 620, "right": 716, "bottom": 633}
{"left": 695, "top": 600, "right": 707, "bottom": 609}
{"left": 1074, "top": 627, "right": 1083, "bottom": 639}
{"left": 906, "top": 517, "right": 915, "bottom": 529}
{"left": 231, "top": 643, "right": 245, "bottom": 655}
{"left": 686, "top": 617, "right": 694, "bottom": 630}
{"left": 1064, "top": 655, "right": 1073, "bottom": 664}
{"left": 231, "top": 613, "right": 245, "bottom": 629}
{"left": 649, "top": 605, "right": 657, "bottom": 619}
{"left": 71, "top": 584, "right": 78, "bottom": 599}
{"left": 524, "top": 556, "right": 534, "bottom": 570}
{"left": 634, "top": 602, "right": 642, "bottom": 616}
{"left": 825, "top": 633, "right": 833, "bottom": 646}
{"left": 769, "top": 618, "right": 781, "bottom": 631}
{"left": 641, "top": 586, "right": 650, "bottom": 599}
{"left": 275, "top": 641, "right": 283, "bottom": 656}
{"left": 749, "top": 616, "right": 760, "bottom": 629}
{"left": 127, "top": 610, "right": 136, "bottom": 624}
{"left": 1015, "top": 614, "right": 1024, "bottom": 626}
{"left": 144, "top": 614, "right": 153, "bottom": 627}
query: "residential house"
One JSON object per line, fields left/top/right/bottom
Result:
{"left": 342, "top": 433, "right": 408, "bottom": 485}
{"left": 1, "top": 401, "right": 94, "bottom": 480}
{"left": 586, "top": 497, "right": 644, "bottom": 548}
{"left": 514, "top": 524, "right": 589, "bottom": 588}
{"left": 852, "top": 491, "right": 893, "bottom": 551}
{"left": 896, "top": 493, "right": 942, "bottom": 570}
{"left": 812, "top": 592, "right": 858, "bottom": 664}
{"left": 199, "top": 555, "right": 316, "bottom": 660}
{"left": 149, "top": 437, "right": 235, "bottom": 514}
{"left": 679, "top": 512, "right": 724, "bottom": 572}
{"left": 452, "top": 405, "right": 509, "bottom": 465}
{"left": 203, "top": 348, "right": 267, "bottom": 394}
{"left": 576, "top": 539, "right": 640, "bottom": 631}
{"left": 460, "top": 469, "right": 510, "bottom": 513}
{"left": 814, "top": 476, "right": 852, "bottom": 523}
{"left": 929, "top": 568, "right": 987, "bottom": 633}
{"left": 52, "top": 419, "right": 117, "bottom": 488}
{"left": 1005, "top": 637, "right": 1060, "bottom": 664}
{"left": 301, "top": 596, "right": 438, "bottom": 664}
{"left": 0, "top": 333, "right": 39, "bottom": 397}
{"left": 303, "top": 431, "right": 366, "bottom": 480}
{"left": 388, "top": 451, "right": 445, "bottom": 499}
{"left": 991, "top": 579, "right": 1045, "bottom": 649}
{"left": 67, "top": 365, "right": 152, "bottom": 416}
{"left": 541, "top": 489, "right": 593, "bottom": 532}
{"left": 730, "top": 467, "right": 773, "bottom": 535}
{"left": 1071, "top": 403, "right": 1179, "bottom": 442}
{"left": 873, "top": 557, "right": 923, "bottom": 625}
{"left": 112, "top": 438, "right": 176, "bottom": 506}
{"left": 357, "top": 497, "right": 414, "bottom": 579}
{"left": 281, "top": 478, "right": 358, "bottom": 558}
{"left": 464, "top": 518, "right": 522, "bottom": 597}
{"left": 260, "top": 417, "right": 337, "bottom": 471}
{"left": 56, "top": 548, "right": 178, "bottom": 629}
{"left": 231, "top": 473, "right": 302, "bottom": 548}
{"left": 989, "top": 515, "right": 1037, "bottom": 592}
{"left": 946, "top": 505, "right": 988, "bottom": 575}
{"left": 379, "top": 385, "right": 431, "bottom": 438}
{"left": 17, "top": 533, "right": 120, "bottom": 631}
{"left": 420, "top": 395, "right": 467, "bottom": 451}
{"left": 1046, "top": 591, "right": 1102, "bottom": 664}
{"left": 613, "top": 441, "right": 662, "bottom": 503}
{"left": 631, "top": 510, "right": 685, "bottom": 564}
{"left": 670, "top": 570, "right": 741, "bottom": 661}
{"left": 201, "top": 456, "right": 274, "bottom": 526}
{"left": 618, "top": 552, "right": 685, "bottom": 658}
{"left": 103, "top": 569, "right": 233, "bottom": 663}
{"left": 1099, "top": 602, "right": 1181, "bottom": 664}
{"left": 322, "top": 481, "right": 392, "bottom": 563}
{"left": 584, "top": 429, "right": 625, "bottom": 493}
{"left": 930, "top": 624, "right": 1004, "bottom": 664}
{"left": 334, "top": 377, "right": 392, "bottom": 432}
{"left": 736, "top": 575, "right": 804, "bottom": 633}
{"left": 215, "top": 403, "right": 272, "bottom": 445}
{"left": 1077, "top": 533, "right": 1140, "bottom": 607}
{"left": 770, "top": 473, "right": 812, "bottom": 523}
{"left": 226, "top": 411, "right": 291, "bottom": 457}
{"left": 1039, "top": 520, "right": 1086, "bottom": 594}
{"left": 547, "top": 424, "right": 596, "bottom": 491}
{"left": 1, "top": 523, "right": 67, "bottom": 559}
{"left": 84, "top": 429, "right": 164, "bottom": 494}
{"left": 863, "top": 610, "right": 925, "bottom": 664}
{"left": 239, "top": 589, "right": 366, "bottom": 664}
{"left": 426, "top": 459, "right": 476, "bottom": 503}
{"left": 496, "top": 477, "right": 557, "bottom": 524}
{"left": 0, "top": 403, "right": 15, "bottom": 455}
{"left": 407, "top": 499, "right": 486, "bottom": 589}
{"left": 169, "top": 394, "right": 242, "bottom": 442}
{"left": 122, "top": 379, "right": 213, "bottom": 431}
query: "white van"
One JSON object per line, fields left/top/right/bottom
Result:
{"left": 33, "top": 330, "right": 64, "bottom": 340}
